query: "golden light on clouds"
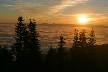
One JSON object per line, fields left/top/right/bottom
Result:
{"left": 1, "top": 0, "right": 108, "bottom": 25}
{"left": 78, "top": 14, "right": 90, "bottom": 24}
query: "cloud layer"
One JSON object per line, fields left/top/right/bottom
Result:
{"left": 1, "top": 0, "right": 108, "bottom": 24}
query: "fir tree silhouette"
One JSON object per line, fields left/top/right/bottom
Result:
{"left": 44, "top": 46, "right": 57, "bottom": 72}
{"left": 87, "top": 28, "right": 100, "bottom": 72}
{"left": 70, "top": 29, "right": 79, "bottom": 59}
{"left": 70, "top": 29, "right": 100, "bottom": 72}
{"left": 70, "top": 29, "right": 88, "bottom": 72}
{"left": 11, "top": 16, "right": 29, "bottom": 72}
{"left": 70, "top": 29, "right": 79, "bottom": 72}
{"left": 56, "top": 34, "right": 68, "bottom": 72}
{"left": 27, "top": 19, "right": 42, "bottom": 72}
{"left": 72, "top": 29, "right": 79, "bottom": 49}
{"left": 88, "top": 28, "right": 96, "bottom": 52}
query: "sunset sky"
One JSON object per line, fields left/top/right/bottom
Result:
{"left": 0, "top": 0, "right": 108, "bottom": 25}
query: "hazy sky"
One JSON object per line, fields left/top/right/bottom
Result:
{"left": 0, "top": 0, "right": 108, "bottom": 25}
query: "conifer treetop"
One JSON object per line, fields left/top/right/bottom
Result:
{"left": 18, "top": 15, "right": 24, "bottom": 22}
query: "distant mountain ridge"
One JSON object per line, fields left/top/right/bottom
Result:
{"left": 38, "top": 23, "right": 108, "bottom": 28}
{"left": 0, "top": 23, "right": 108, "bottom": 28}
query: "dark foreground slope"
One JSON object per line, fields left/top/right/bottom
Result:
{"left": 95, "top": 44, "right": 108, "bottom": 72}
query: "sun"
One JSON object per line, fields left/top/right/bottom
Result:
{"left": 78, "top": 14, "right": 89, "bottom": 24}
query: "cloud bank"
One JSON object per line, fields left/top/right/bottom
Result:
{"left": 2, "top": 0, "right": 108, "bottom": 24}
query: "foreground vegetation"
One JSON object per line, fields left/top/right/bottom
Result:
{"left": 0, "top": 16, "right": 108, "bottom": 72}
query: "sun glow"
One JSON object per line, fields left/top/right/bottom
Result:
{"left": 78, "top": 14, "right": 89, "bottom": 24}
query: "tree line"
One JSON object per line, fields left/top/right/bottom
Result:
{"left": 0, "top": 16, "right": 106, "bottom": 72}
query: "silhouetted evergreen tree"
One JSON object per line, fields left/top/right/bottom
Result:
{"left": 88, "top": 28, "right": 96, "bottom": 53}
{"left": 70, "top": 29, "right": 88, "bottom": 72}
{"left": 70, "top": 29, "right": 79, "bottom": 59}
{"left": 79, "top": 29, "right": 87, "bottom": 48}
{"left": 79, "top": 29, "right": 88, "bottom": 62}
{"left": 44, "top": 46, "right": 58, "bottom": 72}
{"left": 87, "top": 28, "right": 100, "bottom": 72}
{"left": 72, "top": 29, "right": 79, "bottom": 50}
{"left": 70, "top": 29, "right": 100, "bottom": 72}
{"left": 27, "top": 19, "right": 42, "bottom": 72}
{"left": 70, "top": 29, "right": 79, "bottom": 72}
{"left": 11, "top": 16, "right": 29, "bottom": 72}
{"left": 56, "top": 35, "right": 69, "bottom": 72}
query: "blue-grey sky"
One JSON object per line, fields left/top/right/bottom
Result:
{"left": 0, "top": 0, "right": 108, "bottom": 25}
